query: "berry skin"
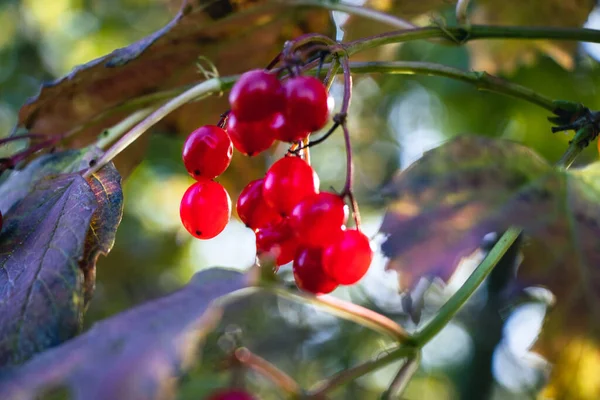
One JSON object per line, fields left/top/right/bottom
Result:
{"left": 226, "top": 112, "right": 277, "bottom": 156}
{"left": 180, "top": 180, "right": 231, "bottom": 239}
{"left": 289, "top": 192, "right": 348, "bottom": 247}
{"left": 293, "top": 247, "right": 338, "bottom": 294}
{"left": 236, "top": 178, "right": 281, "bottom": 230}
{"left": 182, "top": 125, "right": 233, "bottom": 180}
{"left": 269, "top": 113, "right": 310, "bottom": 143}
{"left": 284, "top": 76, "right": 332, "bottom": 132}
{"left": 263, "top": 157, "right": 320, "bottom": 216}
{"left": 256, "top": 219, "right": 298, "bottom": 267}
{"left": 205, "top": 389, "right": 256, "bottom": 400}
{"left": 323, "top": 229, "right": 373, "bottom": 285}
{"left": 229, "top": 69, "right": 284, "bottom": 121}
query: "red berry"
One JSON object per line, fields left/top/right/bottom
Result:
{"left": 226, "top": 112, "right": 277, "bottom": 156}
{"left": 293, "top": 247, "right": 338, "bottom": 294}
{"left": 323, "top": 229, "right": 373, "bottom": 285}
{"left": 180, "top": 180, "right": 231, "bottom": 239}
{"left": 205, "top": 389, "right": 255, "bottom": 400}
{"left": 289, "top": 192, "right": 348, "bottom": 247}
{"left": 263, "top": 157, "right": 319, "bottom": 216}
{"left": 236, "top": 178, "right": 281, "bottom": 230}
{"left": 182, "top": 125, "right": 233, "bottom": 180}
{"left": 269, "top": 113, "right": 310, "bottom": 143}
{"left": 284, "top": 76, "right": 332, "bottom": 132}
{"left": 229, "top": 69, "right": 284, "bottom": 121}
{"left": 256, "top": 219, "right": 298, "bottom": 266}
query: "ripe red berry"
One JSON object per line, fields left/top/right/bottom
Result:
{"left": 289, "top": 192, "right": 348, "bottom": 247}
{"left": 226, "top": 112, "right": 277, "bottom": 156}
{"left": 323, "top": 229, "right": 373, "bottom": 285}
{"left": 236, "top": 178, "right": 281, "bottom": 230}
{"left": 229, "top": 69, "right": 284, "bottom": 121}
{"left": 284, "top": 76, "right": 332, "bottom": 132}
{"left": 256, "top": 219, "right": 298, "bottom": 266}
{"left": 293, "top": 247, "right": 338, "bottom": 294}
{"left": 180, "top": 180, "right": 231, "bottom": 239}
{"left": 263, "top": 157, "right": 319, "bottom": 216}
{"left": 182, "top": 125, "right": 233, "bottom": 180}
{"left": 205, "top": 389, "right": 255, "bottom": 400}
{"left": 269, "top": 112, "right": 310, "bottom": 143}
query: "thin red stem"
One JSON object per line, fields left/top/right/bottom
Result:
{"left": 0, "top": 138, "right": 58, "bottom": 173}
{"left": 234, "top": 347, "right": 300, "bottom": 394}
{"left": 0, "top": 133, "right": 45, "bottom": 146}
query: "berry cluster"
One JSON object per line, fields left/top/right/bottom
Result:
{"left": 180, "top": 69, "right": 373, "bottom": 294}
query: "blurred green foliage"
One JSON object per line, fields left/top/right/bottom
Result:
{"left": 3, "top": 0, "right": 600, "bottom": 398}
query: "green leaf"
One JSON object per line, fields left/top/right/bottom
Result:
{"left": 379, "top": 135, "right": 600, "bottom": 390}
{"left": 0, "top": 268, "right": 252, "bottom": 400}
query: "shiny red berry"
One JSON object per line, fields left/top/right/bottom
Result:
{"left": 263, "top": 157, "right": 319, "bottom": 216}
{"left": 256, "top": 219, "right": 298, "bottom": 266}
{"left": 293, "top": 247, "right": 338, "bottom": 294}
{"left": 236, "top": 178, "right": 281, "bottom": 230}
{"left": 226, "top": 112, "right": 277, "bottom": 156}
{"left": 180, "top": 180, "right": 231, "bottom": 239}
{"left": 229, "top": 69, "right": 284, "bottom": 121}
{"left": 269, "top": 113, "right": 310, "bottom": 143}
{"left": 323, "top": 229, "right": 373, "bottom": 285}
{"left": 182, "top": 125, "right": 233, "bottom": 180}
{"left": 205, "top": 389, "right": 256, "bottom": 400}
{"left": 284, "top": 76, "right": 332, "bottom": 132}
{"left": 289, "top": 192, "right": 348, "bottom": 247}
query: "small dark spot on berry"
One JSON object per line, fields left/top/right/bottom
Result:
{"left": 196, "top": 230, "right": 202, "bottom": 236}
{"left": 89, "top": 159, "right": 97, "bottom": 167}
{"left": 194, "top": 170, "right": 200, "bottom": 176}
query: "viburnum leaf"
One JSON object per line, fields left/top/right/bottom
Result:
{"left": 379, "top": 135, "right": 600, "bottom": 388}
{"left": 0, "top": 268, "right": 252, "bottom": 400}
{"left": 17, "top": 0, "right": 333, "bottom": 148}
{"left": 0, "top": 151, "right": 123, "bottom": 367}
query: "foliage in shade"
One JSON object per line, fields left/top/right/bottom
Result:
{"left": 0, "top": 148, "right": 123, "bottom": 367}
{"left": 15, "top": 0, "right": 333, "bottom": 150}
{"left": 0, "top": 268, "right": 250, "bottom": 400}
{"left": 380, "top": 135, "right": 600, "bottom": 385}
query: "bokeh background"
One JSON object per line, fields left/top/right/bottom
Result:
{"left": 2, "top": 0, "right": 600, "bottom": 398}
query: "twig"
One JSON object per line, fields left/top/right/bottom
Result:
{"left": 234, "top": 347, "right": 301, "bottom": 395}
{"left": 308, "top": 346, "right": 417, "bottom": 396}
{"left": 383, "top": 353, "right": 421, "bottom": 399}
{"left": 0, "top": 133, "right": 45, "bottom": 146}
{"left": 94, "top": 108, "right": 155, "bottom": 150}
{"left": 267, "top": 287, "right": 409, "bottom": 342}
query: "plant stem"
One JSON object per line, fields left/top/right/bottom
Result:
{"left": 308, "top": 346, "right": 417, "bottom": 397}
{"left": 456, "top": 0, "right": 472, "bottom": 26}
{"left": 0, "top": 133, "right": 44, "bottom": 146}
{"left": 94, "top": 108, "right": 155, "bottom": 150}
{"left": 82, "top": 76, "right": 237, "bottom": 177}
{"left": 345, "top": 25, "right": 600, "bottom": 55}
{"left": 342, "top": 61, "right": 555, "bottom": 111}
{"left": 234, "top": 347, "right": 300, "bottom": 395}
{"left": 267, "top": 287, "right": 409, "bottom": 342}
{"left": 410, "top": 227, "right": 522, "bottom": 347}
{"left": 383, "top": 353, "right": 421, "bottom": 399}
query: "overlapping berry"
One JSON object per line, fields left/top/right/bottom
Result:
{"left": 180, "top": 69, "right": 373, "bottom": 294}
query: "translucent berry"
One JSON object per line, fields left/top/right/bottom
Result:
{"left": 269, "top": 113, "right": 310, "bottom": 143}
{"left": 293, "top": 247, "right": 338, "bottom": 294}
{"left": 205, "top": 389, "right": 256, "bottom": 400}
{"left": 182, "top": 125, "right": 233, "bottom": 180}
{"left": 284, "top": 76, "right": 332, "bottom": 132}
{"left": 289, "top": 192, "right": 348, "bottom": 247}
{"left": 256, "top": 219, "right": 298, "bottom": 267}
{"left": 229, "top": 69, "right": 284, "bottom": 121}
{"left": 263, "top": 157, "right": 319, "bottom": 216}
{"left": 236, "top": 178, "right": 281, "bottom": 230}
{"left": 323, "top": 229, "right": 373, "bottom": 285}
{"left": 226, "top": 112, "right": 277, "bottom": 156}
{"left": 180, "top": 180, "right": 231, "bottom": 239}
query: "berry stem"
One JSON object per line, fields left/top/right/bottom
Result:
{"left": 95, "top": 107, "right": 155, "bottom": 150}
{"left": 234, "top": 347, "right": 301, "bottom": 395}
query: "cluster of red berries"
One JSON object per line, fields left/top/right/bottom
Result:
{"left": 180, "top": 69, "right": 373, "bottom": 294}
